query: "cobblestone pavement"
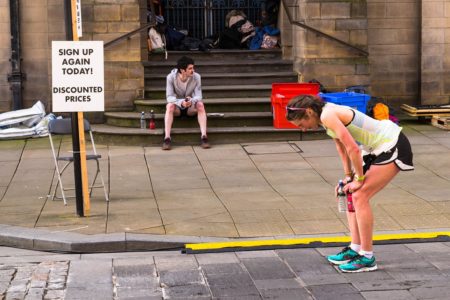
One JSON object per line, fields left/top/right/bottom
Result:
{"left": 1, "top": 242, "right": 450, "bottom": 299}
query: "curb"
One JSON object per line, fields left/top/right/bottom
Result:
{"left": 185, "top": 231, "right": 450, "bottom": 254}
{"left": 0, "top": 224, "right": 223, "bottom": 253}
{"left": 2, "top": 225, "right": 450, "bottom": 254}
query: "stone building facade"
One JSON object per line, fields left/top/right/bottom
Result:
{"left": 0, "top": 0, "right": 449, "bottom": 113}
{"left": 282, "top": 0, "right": 450, "bottom": 107}
{"left": 0, "top": 0, "right": 145, "bottom": 114}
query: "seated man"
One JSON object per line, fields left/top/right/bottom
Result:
{"left": 163, "top": 56, "right": 210, "bottom": 150}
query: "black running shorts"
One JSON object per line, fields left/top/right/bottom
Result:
{"left": 363, "top": 132, "right": 414, "bottom": 173}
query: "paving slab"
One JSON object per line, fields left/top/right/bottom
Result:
{"left": 289, "top": 219, "right": 348, "bottom": 235}
{"left": 165, "top": 221, "right": 239, "bottom": 237}
{"left": 242, "top": 142, "right": 299, "bottom": 155}
{"left": 281, "top": 207, "right": 337, "bottom": 221}
{"left": 283, "top": 193, "right": 335, "bottom": 209}
{"left": 154, "top": 188, "right": 223, "bottom": 210}
{"left": 235, "top": 221, "right": 294, "bottom": 237}
{"left": 252, "top": 157, "right": 313, "bottom": 173}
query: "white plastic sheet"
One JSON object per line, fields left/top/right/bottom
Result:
{"left": 0, "top": 101, "right": 54, "bottom": 139}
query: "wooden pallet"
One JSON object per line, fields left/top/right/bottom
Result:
{"left": 401, "top": 104, "right": 450, "bottom": 117}
{"left": 431, "top": 115, "right": 450, "bottom": 130}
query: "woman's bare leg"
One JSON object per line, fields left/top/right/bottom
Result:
{"left": 352, "top": 163, "right": 399, "bottom": 251}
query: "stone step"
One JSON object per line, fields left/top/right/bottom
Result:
{"left": 145, "top": 84, "right": 272, "bottom": 99}
{"left": 105, "top": 111, "right": 273, "bottom": 128}
{"left": 145, "top": 71, "right": 298, "bottom": 87}
{"left": 147, "top": 49, "right": 283, "bottom": 62}
{"left": 143, "top": 59, "right": 293, "bottom": 74}
{"left": 135, "top": 97, "right": 271, "bottom": 113}
{"left": 91, "top": 124, "right": 327, "bottom": 146}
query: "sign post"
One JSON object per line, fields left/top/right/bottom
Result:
{"left": 58, "top": 0, "right": 104, "bottom": 216}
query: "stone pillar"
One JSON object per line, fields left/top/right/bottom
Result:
{"left": 0, "top": 0, "right": 11, "bottom": 112}
{"left": 421, "top": 0, "right": 449, "bottom": 105}
{"left": 47, "top": 0, "right": 66, "bottom": 112}
{"left": 19, "top": 1, "right": 51, "bottom": 110}
{"left": 293, "top": 0, "right": 369, "bottom": 91}
{"left": 367, "top": 0, "right": 420, "bottom": 107}
{"left": 279, "top": 0, "right": 294, "bottom": 59}
{"left": 82, "top": 0, "right": 144, "bottom": 111}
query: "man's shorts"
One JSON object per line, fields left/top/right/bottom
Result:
{"left": 363, "top": 132, "right": 414, "bottom": 173}
{"left": 178, "top": 107, "right": 197, "bottom": 118}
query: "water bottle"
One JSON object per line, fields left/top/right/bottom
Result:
{"left": 347, "top": 191, "right": 355, "bottom": 212}
{"left": 149, "top": 110, "right": 156, "bottom": 130}
{"left": 346, "top": 177, "right": 355, "bottom": 212}
{"left": 140, "top": 111, "right": 146, "bottom": 129}
{"left": 337, "top": 180, "right": 347, "bottom": 213}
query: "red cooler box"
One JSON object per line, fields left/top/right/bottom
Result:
{"left": 271, "top": 83, "right": 320, "bottom": 129}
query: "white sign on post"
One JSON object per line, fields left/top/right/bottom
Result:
{"left": 75, "top": 0, "right": 83, "bottom": 37}
{"left": 52, "top": 41, "right": 104, "bottom": 112}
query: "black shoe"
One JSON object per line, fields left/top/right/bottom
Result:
{"left": 200, "top": 135, "right": 210, "bottom": 149}
{"left": 162, "top": 137, "right": 172, "bottom": 150}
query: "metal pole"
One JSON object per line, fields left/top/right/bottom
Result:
{"left": 64, "top": 0, "right": 84, "bottom": 217}
{"left": 8, "top": 0, "right": 25, "bottom": 110}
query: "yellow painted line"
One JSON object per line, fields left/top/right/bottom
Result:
{"left": 185, "top": 232, "right": 450, "bottom": 251}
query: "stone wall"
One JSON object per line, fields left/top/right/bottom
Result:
{"left": 287, "top": 0, "right": 449, "bottom": 106}
{"left": 0, "top": 0, "right": 11, "bottom": 112}
{"left": 421, "top": 0, "right": 450, "bottom": 105}
{"left": 78, "top": 0, "right": 144, "bottom": 112}
{"left": 290, "top": 0, "right": 369, "bottom": 91}
{"left": 0, "top": 0, "right": 145, "bottom": 114}
{"left": 367, "top": 0, "right": 420, "bottom": 107}
{"left": 0, "top": 1, "right": 67, "bottom": 113}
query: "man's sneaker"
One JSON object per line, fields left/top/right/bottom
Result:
{"left": 339, "top": 255, "right": 377, "bottom": 273}
{"left": 327, "top": 247, "right": 359, "bottom": 265}
{"left": 200, "top": 135, "right": 210, "bottom": 149}
{"left": 162, "top": 137, "right": 172, "bottom": 150}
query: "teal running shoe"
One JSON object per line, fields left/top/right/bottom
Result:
{"left": 327, "top": 247, "right": 359, "bottom": 265}
{"left": 339, "top": 255, "right": 377, "bottom": 273}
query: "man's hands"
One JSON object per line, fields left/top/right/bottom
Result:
{"left": 181, "top": 97, "right": 192, "bottom": 108}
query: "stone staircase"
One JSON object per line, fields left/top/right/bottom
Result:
{"left": 92, "top": 49, "right": 326, "bottom": 146}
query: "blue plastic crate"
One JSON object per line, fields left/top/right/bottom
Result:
{"left": 320, "top": 92, "right": 371, "bottom": 114}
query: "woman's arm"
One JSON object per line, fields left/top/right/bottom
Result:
{"left": 334, "top": 138, "right": 352, "bottom": 179}
{"left": 322, "top": 109, "right": 364, "bottom": 191}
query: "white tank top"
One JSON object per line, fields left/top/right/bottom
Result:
{"left": 324, "top": 103, "right": 402, "bottom": 155}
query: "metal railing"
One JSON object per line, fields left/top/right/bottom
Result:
{"left": 104, "top": 23, "right": 154, "bottom": 49}
{"left": 281, "top": 0, "right": 368, "bottom": 57}
{"left": 164, "top": 0, "right": 265, "bottom": 39}
{"left": 104, "top": 1, "right": 157, "bottom": 49}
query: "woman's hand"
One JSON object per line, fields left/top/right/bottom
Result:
{"left": 335, "top": 176, "right": 352, "bottom": 197}
{"left": 344, "top": 180, "right": 363, "bottom": 193}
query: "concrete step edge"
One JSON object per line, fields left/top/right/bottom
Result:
{"left": 143, "top": 59, "right": 292, "bottom": 67}
{"left": 144, "top": 72, "right": 297, "bottom": 79}
{"left": 145, "top": 84, "right": 273, "bottom": 92}
{"left": 135, "top": 98, "right": 270, "bottom": 105}
{"left": 105, "top": 111, "right": 273, "bottom": 119}
{"left": 92, "top": 124, "right": 302, "bottom": 135}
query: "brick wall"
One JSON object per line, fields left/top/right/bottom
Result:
{"left": 289, "top": 0, "right": 369, "bottom": 92}
{"left": 367, "top": 0, "right": 420, "bottom": 107}
{"left": 421, "top": 0, "right": 450, "bottom": 105}
{"left": 0, "top": 0, "right": 11, "bottom": 112}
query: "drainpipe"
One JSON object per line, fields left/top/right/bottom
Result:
{"left": 7, "top": 0, "right": 25, "bottom": 110}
